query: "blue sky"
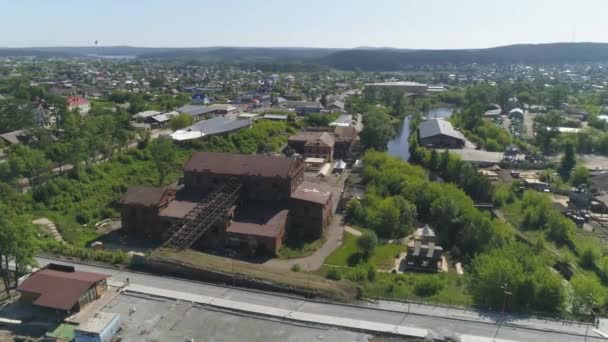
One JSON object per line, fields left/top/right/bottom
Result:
{"left": 1, "top": 0, "right": 607, "bottom": 49}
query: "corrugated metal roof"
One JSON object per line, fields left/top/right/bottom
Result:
{"left": 171, "top": 116, "right": 251, "bottom": 141}
{"left": 418, "top": 118, "right": 465, "bottom": 141}
{"left": 329, "top": 114, "right": 353, "bottom": 127}
{"left": 177, "top": 104, "right": 237, "bottom": 117}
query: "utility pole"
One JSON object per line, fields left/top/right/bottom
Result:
{"left": 500, "top": 283, "right": 512, "bottom": 318}
{"left": 495, "top": 283, "right": 512, "bottom": 341}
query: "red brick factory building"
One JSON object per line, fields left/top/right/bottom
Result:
{"left": 120, "top": 152, "right": 333, "bottom": 255}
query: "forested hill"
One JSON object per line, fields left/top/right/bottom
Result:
{"left": 137, "top": 47, "right": 342, "bottom": 61}
{"left": 319, "top": 43, "right": 608, "bottom": 70}
{"left": 3, "top": 43, "right": 608, "bottom": 69}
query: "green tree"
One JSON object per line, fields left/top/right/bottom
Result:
{"left": 570, "top": 166, "right": 590, "bottom": 187}
{"left": 428, "top": 149, "right": 439, "bottom": 171}
{"left": 468, "top": 243, "right": 564, "bottom": 312}
{"left": 170, "top": 113, "right": 194, "bottom": 131}
{"left": 7, "top": 145, "right": 52, "bottom": 188}
{"left": 149, "top": 137, "right": 176, "bottom": 185}
{"left": 0, "top": 99, "right": 34, "bottom": 133}
{"left": 558, "top": 143, "right": 576, "bottom": 181}
{"left": 549, "top": 86, "right": 568, "bottom": 109}
{"left": 545, "top": 214, "right": 574, "bottom": 243}
{"left": 0, "top": 208, "right": 37, "bottom": 291}
{"left": 360, "top": 108, "right": 395, "bottom": 151}
{"left": 570, "top": 275, "right": 605, "bottom": 315}
{"left": 357, "top": 231, "right": 378, "bottom": 259}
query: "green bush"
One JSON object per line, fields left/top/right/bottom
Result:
{"left": 291, "top": 264, "right": 301, "bottom": 272}
{"left": 414, "top": 277, "right": 444, "bottom": 297}
{"left": 326, "top": 268, "right": 342, "bottom": 280}
{"left": 366, "top": 265, "right": 377, "bottom": 282}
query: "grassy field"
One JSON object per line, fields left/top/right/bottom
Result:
{"left": 318, "top": 265, "right": 473, "bottom": 307}
{"left": 277, "top": 235, "right": 326, "bottom": 259}
{"left": 325, "top": 230, "right": 407, "bottom": 270}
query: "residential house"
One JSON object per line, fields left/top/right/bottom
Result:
{"left": 67, "top": 95, "right": 91, "bottom": 115}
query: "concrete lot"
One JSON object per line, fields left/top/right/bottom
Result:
{"left": 104, "top": 293, "right": 381, "bottom": 342}
{"left": 26, "top": 257, "right": 608, "bottom": 342}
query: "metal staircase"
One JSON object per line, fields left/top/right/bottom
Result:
{"left": 163, "top": 178, "right": 242, "bottom": 250}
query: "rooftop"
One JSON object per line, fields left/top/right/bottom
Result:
{"left": 0, "top": 130, "right": 26, "bottom": 145}
{"left": 177, "top": 104, "right": 237, "bottom": 117}
{"left": 133, "top": 110, "right": 161, "bottom": 119}
{"left": 291, "top": 184, "right": 332, "bottom": 205}
{"left": 365, "top": 81, "right": 428, "bottom": 87}
{"left": 67, "top": 95, "right": 90, "bottom": 107}
{"left": 171, "top": 115, "right": 251, "bottom": 141}
{"left": 418, "top": 118, "right": 465, "bottom": 141}
{"left": 76, "top": 312, "right": 119, "bottom": 334}
{"left": 17, "top": 265, "right": 108, "bottom": 311}
{"left": 184, "top": 152, "right": 302, "bottom": 179}
{"left": 159, "top": 190, "right": 205, "bottom": 219}
{"left": 120, "top": 186, "right": 166, "bottom": 207}
{"left": 329, "top": 114, "right": 353, "bottom": 127}
{"left": 227, "top": 202, "right": 288, "bottom": 238}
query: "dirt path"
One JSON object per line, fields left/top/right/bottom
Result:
{"left": 264, "top": 214, "right": 345, "bottom": 272}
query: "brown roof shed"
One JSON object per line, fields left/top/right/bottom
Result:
{"left": 18, "top": 266, "right": 108, "bottom": 311}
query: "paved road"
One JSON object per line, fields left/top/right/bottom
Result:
{"left": 35, "top": 257, "right": 606, "bottom": 341}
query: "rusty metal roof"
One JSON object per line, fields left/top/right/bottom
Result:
{"left": 18, "top": 268, "right": 108, "bottom": 311}
{"left": 120, "top": 186, "right": 166, "bottom": 207}
{"left": 183, "top": 152, "right": 302, "bottom": 179}
{"left": 291, "top": 185, "right": 332, "bottom": 205}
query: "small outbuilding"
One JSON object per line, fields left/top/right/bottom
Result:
{"left": 17, "top": 264, "right": 109, "bottom": 314}
{"left": 75, "top": 312, "right": 121, "bottom": 342}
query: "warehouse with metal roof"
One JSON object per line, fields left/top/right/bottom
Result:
{"left": 418, "top": 118, "right": 465, "bottom": 148}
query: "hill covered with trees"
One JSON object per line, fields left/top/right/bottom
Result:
{"left": 5, "top": 43, "right": 608, "bottom": 69}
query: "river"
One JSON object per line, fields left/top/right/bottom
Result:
{"left": 387, "top": 107, "right": 454, "bottom": 161}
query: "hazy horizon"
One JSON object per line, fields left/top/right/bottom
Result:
{"left": 2, "top": 41, "right": 608, "bottom": 51}
{"left": 2, "top": 0, "right": 608, "bottom": 49}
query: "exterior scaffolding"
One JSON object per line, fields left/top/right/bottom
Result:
{"left": 163, "top": 178, "right": 242, "bottom": 250}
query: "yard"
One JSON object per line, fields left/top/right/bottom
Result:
{"left": 324, "top": 229, "right": 407, "bottom": 270}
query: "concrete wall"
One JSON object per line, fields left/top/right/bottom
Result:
{"left": 131, "top": 256, "right": 322, "bottom": 298}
